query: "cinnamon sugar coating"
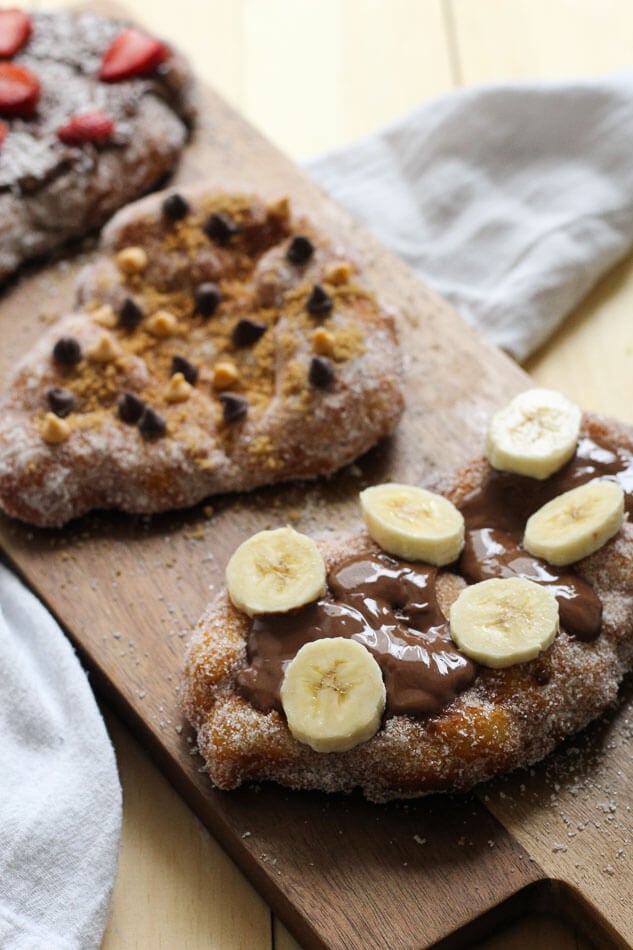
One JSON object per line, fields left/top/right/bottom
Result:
{"left": 0, "top": 187, "right": 403, "bottom": 526}
{"left": 183, "top": 414, "right": 633, "bottom": 802}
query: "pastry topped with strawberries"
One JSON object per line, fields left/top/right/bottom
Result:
{"left": 183, "top": 389, "right": 633, "bottom": 802}
{"left": 0, "top": 8, "right": 195, "bottom": 281}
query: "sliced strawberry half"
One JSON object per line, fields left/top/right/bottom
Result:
{"left": 57, "top": 111, "right": 115, "bottom": 146}
{"left": 0, "top": 9, "right": 32, "bottom": 58}
{"left": 99, "top": 27, "right": 168, "bottom": 82}
{"left": 0, "top": 120, "right": 7, "bottom": 145}
{"left": 0, "top": 62, "right": 40, "bottom": 116}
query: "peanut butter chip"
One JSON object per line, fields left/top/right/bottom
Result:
{"left": 165, "top": 372, "right": 192, "bottom": 403}
{"left": 91, "top": 304, "right": 117, "bottom": 328}
{"left": 88, "top": 333, "right": 119, "bottom": 363}
{"left": 312, "top": 327, "right": 335, "bottom": 356}
{"left": 324, "top": 261, "right": 352, "bottom": 286}
{"left": 147, "top": 310, "right": 178, "bottom": 337}
{"left": 42, "top": 412, "right": 71, "bottom": 444}
{"left": 212, "top": 361, "right": 239, "bottom": 391}
{"left": 267, "top": 196, "right": 290, "bottom": 222}
{"left": 116, "top": 246, "right": 148, "bottom": 275}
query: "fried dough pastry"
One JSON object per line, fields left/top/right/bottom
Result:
{"left": 183, "top": 414, "right": 633, "bottom": 803}
{"left": 0, "top": 188, "right": 403, "bottom": 526}
{"left": 0, "top": 10, "right": 195, "bottom": 282}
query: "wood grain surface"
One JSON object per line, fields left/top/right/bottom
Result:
{"left": 1, "top": 77, "right": 632, "bottom": 949}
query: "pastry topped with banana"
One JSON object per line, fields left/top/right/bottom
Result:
{"left": 183, "top": 388, "right": 633, "bottom": 802}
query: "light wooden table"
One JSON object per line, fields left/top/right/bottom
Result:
{"left": 28, "top": 1, "right": 633, "bottom": 947}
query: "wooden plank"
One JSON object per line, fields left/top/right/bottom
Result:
{"left": 100, "top": 712, "right": 272, "bottom": 950}
{"left": 476, "top": 675, "right": 633, "bottom": 947}
{"left": 0, "top": 83, "right": 547, "bottom": 950}
{"left": 32, "top": 0, "right": 454, "bottom": 161}
{"left": 242, "top": 0, "right": 454, "bottom": 157}
{"left": 451, "top": 0, "right": 633, "bottom": 84}
{"left": 526, "top": 251, "right": 633, "bottom": 422}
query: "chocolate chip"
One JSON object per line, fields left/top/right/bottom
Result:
{"left": 287, "top": 235, "right": 314, "bottom": 265}
{"left": 232, "top": 319, "right": 267, "bottom": 347}
{"left": 219, "top": 393, "right": 248, "bottom": 423}
{"left": 52, "top": 337, "right": 82, "bottom": 365}
{"left": 119, "top": 297, "right": 144, "bottom": 329}
{"left": 47, "top": 387, "right": 75, "bottom": 417}
{"left": 171, "top": 355, "right": 198, "bottom": 385}
{"left": 118, "top": 392, "right": 145, "bottom": 425}
{"left": 139, "top": 406, "right": 167, "bottom": 440}
{"left": 203, "top": 212, "right": 236, "bottom": 244}
{"left": 532, "top": 666, "right": 551, "bottom": 686}
{"left": 306, "top": 284, "right": 333, "bottom": 316}
{"left": 194, "top": 282, "right": 222, "bottom": 317}
{"left": 309, "top": 356, "right": 335, "bottom": 389}
{"left": 162, "top": 192, "right": 190, "bottom": 222}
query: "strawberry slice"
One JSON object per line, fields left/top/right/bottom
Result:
{"left": 0, "top": 120, "right": 7, "bottom": 145}
{"left": 0, "top": 62, "right": 39, "bottom": 116}
{"left": 0, "top": 9, "right": 32, "bottom": 58}
{"left": 99, "top": 27, "right": 168, "bottom": 82}
{"left": 57, "top": 111, "right": 115, "bottom": 146}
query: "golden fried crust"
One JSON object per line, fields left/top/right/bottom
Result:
{"left": 0, "top": 187, "right": 403, "bottom": 527}
{"left": 183, "top": 414, "right": 633, "bottom": 802}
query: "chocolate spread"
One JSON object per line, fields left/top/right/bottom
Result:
{"left": 460, "top": 528, "right": 601, "bottom": 640}
{"left": 457, "top": 434, "right": 633, "bottom": 642}
{"left": 236, "top": 554, "right": 477, "bottom": 717}
{"left": 237, "top": 433, "right": 633, "bottom": 719}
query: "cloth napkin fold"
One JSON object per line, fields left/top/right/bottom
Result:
{"left": 306, "top": 73, "right": 633, "bottom": 362}
{"left": 4, "top": 72, "right": 633, "bottom": 950}
{"left": 0, "top": 564, "right": 121, "bottom": 950}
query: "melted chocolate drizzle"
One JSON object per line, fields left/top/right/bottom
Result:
{"left": 457, "top": 434, "right": 633, "bottom": 643}
{"left": 237, "top": 433, "right": 633, "bottom": 719}
{"left": 237, "top": 554, "right": 477, "bottom": 717}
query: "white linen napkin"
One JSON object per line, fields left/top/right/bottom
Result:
{"left": 0, "top": 564, "right": 121, "bottom": 950}
{"left": 306, "top": 73, "right": 633, "bottom": 362}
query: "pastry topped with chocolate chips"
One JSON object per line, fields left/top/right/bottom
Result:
{"left": 0, "top": 9, "right": 195, "bottom": 282}
{"left": 0, "top": 186, "right": 403, "bottom": 526}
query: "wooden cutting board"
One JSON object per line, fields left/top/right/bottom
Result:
{"left": 0, "top": 83, "right": 631, "bottom": 950}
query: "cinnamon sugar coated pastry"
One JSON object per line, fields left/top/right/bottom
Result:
{"left": 0, "top": 187, "right": 403, "bottom": 526}
{"left": 0, "top": 10, "right": 195, "bottom": 281}
{"left": 183, "top": 393, "right": 633, "bottom": 802}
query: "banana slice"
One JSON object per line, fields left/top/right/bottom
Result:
{"left": 523, "top": 478, "right": 625, "bottom": 566}
{"left": 486, "top": 388, "right": 581, "bottom": 479}
{"left": 226, "top": 526, "right": 326, "bottom": 616}
{"left": 280, "top": 637, "right": 386, "bottom": 753}
{"left": 359, "top": 483, "right": 464, "bottom": 565}
{"left": 449, "top": 577, "right": 559, "bottom": 668}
